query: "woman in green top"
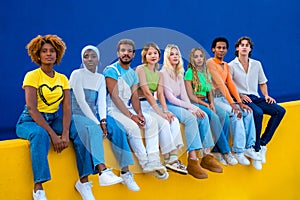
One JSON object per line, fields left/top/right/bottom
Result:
{"left": 184, "top": 47, "right": 238, "bottom": 166}
{"left": 136, "top": 42, "right": 187, "bottom": 174}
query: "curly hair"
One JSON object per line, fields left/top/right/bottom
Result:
{"left": 187, "top": 48, "right": 211, "bottom": 93}
{"left": 26, "top": 34, "right": 66, "bottom": 65}
{"left": 162, "top": 44, "right": 184, "bottom": 79}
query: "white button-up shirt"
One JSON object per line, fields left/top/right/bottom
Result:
{"left": 229, "top": 57, "right": 268, "bottom": 97}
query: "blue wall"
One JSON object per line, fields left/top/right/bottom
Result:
{"left": 1, "top": 0, "right": 299, "bottom": 139}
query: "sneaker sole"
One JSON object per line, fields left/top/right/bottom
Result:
{"left": 100, "top": 178, "right": 123, "bottom": 186}
{"left": 151, "top": 170, "right": 169, "bottom": 180}
{"left": 143, "top": 166, "right": 166, "bottom": 174}
{"left": 166, "top": 164, "right": 188, "bottom": 175}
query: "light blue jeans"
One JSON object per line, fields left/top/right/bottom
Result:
{"left": 106, "top": 115, "right": 134, "bottom": 169}
{"left": 16, "top": 106, "right": 95, "bottom": 184}
{"left": 193, "top": 103, "right": 231, "bottom": 154}
{"left": 165, "top": 102, "right": 214, "bottom": 152}
{"left": 71, "top": 89, "right": 134, "bottom": 169}
{"left": 214, "top": 97, "right": 256, "bottom": 153}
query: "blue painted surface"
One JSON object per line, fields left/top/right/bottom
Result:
{"left": 1, "top": 0, "right": 299, "bottom": 140}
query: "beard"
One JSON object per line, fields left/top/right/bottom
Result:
{"left": 119, "top": 55, "right": 132, "bottom": 65}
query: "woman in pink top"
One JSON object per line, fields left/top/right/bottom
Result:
{"left": 160, "top": 44, "right": 222, "bottom": 179}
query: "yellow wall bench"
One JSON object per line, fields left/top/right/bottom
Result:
{"left": 1, "top": 100, "right": 300, "bottom": 200}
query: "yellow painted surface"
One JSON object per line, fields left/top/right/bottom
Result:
{"left": 1, "top": 100, "right": 299, "bottom": 200}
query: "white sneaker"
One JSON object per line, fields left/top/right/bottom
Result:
{"left": 33, "top": 190, "right": 47, "bottom": 200}
{"left": 99, "top": 168, "right": 123, "bottom": 186}
{"left": 224, "top": 153, "right": 238, "bottom": 166}
{"left": 252, "top": 160, "right": 262, "bottom": 170}
{"left": 75, "top": 180, "right": 95, "bottom": 200}
{"left": 213, "top": 153, "right": 227, "bottom": 166}
{"left": 260, "top": 146, "right": 267, "bottom": 164}
{"left": 120, "top": 171, "right": 140, "bottom": 192}
{"left": 152, "top": 170, "right": 169, "bottom": 180}
{"left": 234, "top": 153, "right": 250, "bottom": 165}
{"left": 143, "top": 161, "right": 167, "bottom": 174}
{"left": 244, "top": 148, "right": 262, "bottom": 160}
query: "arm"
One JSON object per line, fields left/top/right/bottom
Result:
{"left": 130, "top": 83, "right": 146, "bottom": 127}
{"left": 207, "top": 91, "right": 216, "bottom": 112}
{"left": 106, "top": 77, "right": 145, "bottom": 127}
{"left": 61, "top": 89, "right": 71, "bottom": 148}
{"left": 260, "top": 83, "right": 276, "bottom": 103}
{"left": 207, "top": 60, "right": 249, "bottom": 114}
{"left": 161, "top": 71, "right": 196, "bottom": 110}
{"left": 71, "top": 72, "right": 100, "bottom": 124}
{"left": 97, "top": 76, "right": 108, "bottom": 137}
{"left": 157, "top": 73, "right": 175, "bottom": 122}
{"left": 184, "top": 80, "right": 210, "bottom": 107}
{"left": 25, "top": 86, "right": 65, "bottom": 153}
{"left": 207, "top": 61, "right": 236, "bottom": 104}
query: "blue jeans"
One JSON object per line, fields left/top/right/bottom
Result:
{"left": 73, "top": 114, "right": 105, "bottom": 169}
{"left": 214, "top": 97, "right": 256, "bottom": 153}
{"left": 166, "top": 102, "right": 214, "bottom": 151}
{"left": 106, "top": 115, "right": 134, "bottom": 168}
{"left": 193, "top": 103, "right": 231, "bottom": 154}
{"left": 245, "top": 95, "right": 286, "bottom": 151}
{"left": 16, "top": 106, "right": 94, "bottom": 184}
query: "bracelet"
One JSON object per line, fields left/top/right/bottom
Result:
{"left": 163, "top": 110, "right": 169, "bottom": 113}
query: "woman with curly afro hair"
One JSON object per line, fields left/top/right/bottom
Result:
{"left": 16, "top": 34, "right": 101, "bottom": 200}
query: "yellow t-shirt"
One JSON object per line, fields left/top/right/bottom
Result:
{"left": 23, "top": 68, "right": 70, "bottom": 113}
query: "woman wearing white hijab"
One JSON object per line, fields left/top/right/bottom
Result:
{"left": 69, "top": 45, "right": 140, "bottom": 198}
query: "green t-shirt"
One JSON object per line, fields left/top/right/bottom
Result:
{"left": 143, "top": 65, "right": 159, "bottom": 93}
{"left": 184, "top": 68, "right": 212, "bottom": 96}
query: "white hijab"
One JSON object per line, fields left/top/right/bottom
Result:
{"left": 80, "top": 45, "right": 100, "bottom": 73}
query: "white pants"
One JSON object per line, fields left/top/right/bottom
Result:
{"left": 108, "top": 108, "right": 159, "bottom": 168}
{"left": 140, "top": 101, "right": 184, "bottom": 155}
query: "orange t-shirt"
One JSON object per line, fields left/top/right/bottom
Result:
{"left": 206, "top": 58, "right": 241, "bottom": 104}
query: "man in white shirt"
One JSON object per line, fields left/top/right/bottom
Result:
{"left": 229, "top": 36, "right": 286, "bottom": 170}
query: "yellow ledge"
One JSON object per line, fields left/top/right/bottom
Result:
{"left": 1, "top": 100, "right": 300, "bottom": 200}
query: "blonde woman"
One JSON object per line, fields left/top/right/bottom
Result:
{"left": 136, "top": 42, "right": 187, "bottom": 175}
{"left": 160, "top": 44, "right": 222, "bottom": 179}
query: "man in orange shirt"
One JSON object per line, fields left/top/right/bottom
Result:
{"left": 206, "top": 37, "right": 261, "bottom": 169}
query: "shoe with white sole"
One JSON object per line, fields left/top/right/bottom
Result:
{"left": 33, "top": 190, "right": 47, "bottom": 200}
{"left": 99, "top": 168, "right": 123, "bottom": 186}
{"left": 234, "top": 153, "right": 250, "bottom": 165}
{"left": 224, "top": 152, "right": 238, "bottom": 166}
{"left": 260, "top": 146, "right": 267, "bottom": 164}
{"left": 244, "top": 148, "right": 262, "bottom": 160}
{"left": 120, "top": 171, "right": 140, "bottom": 192}
{"left": 252, "top": 159, "right": 262, "bottom": 170}
{"left": 75, "top": 180, "right": 95, "bottom": 200}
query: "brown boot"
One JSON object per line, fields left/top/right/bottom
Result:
{"left": 187, "top": 158, "right": 208, "bottom": 179}
{"left": 200, "top": 154, "right": 223, "bottom": 173}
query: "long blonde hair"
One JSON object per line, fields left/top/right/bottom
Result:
{"left": 162, "top": 44, "right": 184, "bottom": 79}
{"left": 187, "top": 48, "right": 211, "bottom": 93}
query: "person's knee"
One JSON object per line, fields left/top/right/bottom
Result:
{"left": 278, "top": 106, "right": 286, "bottom": 117}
